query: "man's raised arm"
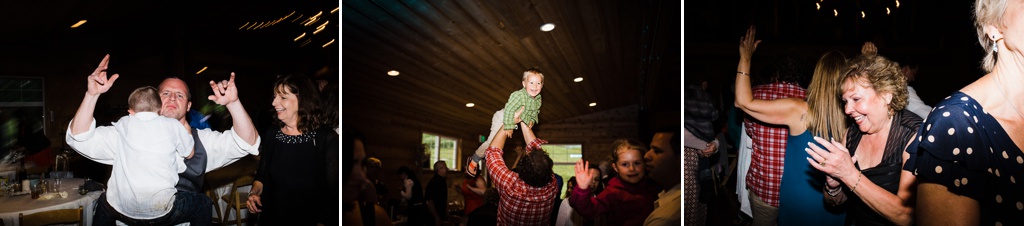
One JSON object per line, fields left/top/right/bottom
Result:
{"left": 207, "top": 72, "right": 257, "bottom": 145}
{"left": 70, "top": 54, "right": 119, "bottom": 135}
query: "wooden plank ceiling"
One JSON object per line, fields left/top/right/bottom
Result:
{"left": 342, "top": 0, "right": 680, "bottom": 137}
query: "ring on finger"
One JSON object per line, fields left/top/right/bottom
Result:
{"left": 820, "top": 159, "right": 827, "bottom": 167}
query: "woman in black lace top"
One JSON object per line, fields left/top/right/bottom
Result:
{"left": 245, "top": 74, "right": 339, "bottom": 225}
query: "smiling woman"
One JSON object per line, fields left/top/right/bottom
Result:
{"left": 247, "top": 73, "right": 339, "bottom": 225}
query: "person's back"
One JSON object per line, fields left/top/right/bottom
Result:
{"left": 108, "top": 86, "right": 194, "bottom": 218}
{"left": 743, "top": 56, "right": 808, "bottom": 226}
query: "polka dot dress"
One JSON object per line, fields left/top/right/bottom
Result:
{"left": 905, "top": 92, "right": 1024, "bottom": 225}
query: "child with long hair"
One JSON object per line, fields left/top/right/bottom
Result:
{"left": 568, "top": 139, "right": 661, "bottom": 225}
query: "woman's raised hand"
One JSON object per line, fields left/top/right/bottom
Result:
{"left": 739, "top": 26, "right": 762, "bottom": 62}
{"left": 806, "top": 136, "right": 860, "bottom": 184}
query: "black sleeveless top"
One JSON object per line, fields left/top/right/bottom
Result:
{"left": 844, "top": 110, "right": 922, "bottom": 226}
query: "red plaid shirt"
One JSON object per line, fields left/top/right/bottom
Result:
{"left": 487, "top": 138, "right": 558, "bottom": 226}
{"left": 744, "top": 82, "right": 805, "bottom": 207}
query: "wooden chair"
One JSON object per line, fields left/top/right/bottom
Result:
{"left": 221, "top": 174, "right": 255, "bottom": 226}
{"left": 205, "top": 186, "right": 224, "bottom": 224}
{"left": 19, "top": 206, "right": 83, "bottom": 226}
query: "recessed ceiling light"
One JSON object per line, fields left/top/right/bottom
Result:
{"left": 540, "top": 23, "right": 555, "bottom": 32}
{"left": 466, "top": 103, "right": 475, "bottom": 107}
{"left": 573, "top": 77, "right": 583, "bottom": 82}
{"left": 589, "top": 102, "right": 597, "bottom": 107}
{"left": 71, "top": 20, "right": 87, "bottom": 28}
{"left": 387, "top": 70, "right": 400, "bottom": 76}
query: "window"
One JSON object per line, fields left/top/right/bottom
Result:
{"left": 0, "top": 77, "right": 45, "bottom": 158}
{"left": 542, "top": 143, "right": 583, "bottom": 199}
{"left": 422, "top": 132, "right": 460, "bottom": 170}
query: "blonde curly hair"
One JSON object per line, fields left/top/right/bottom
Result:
{"left": 840, "top": 54, "right": 908, "bottom": 114}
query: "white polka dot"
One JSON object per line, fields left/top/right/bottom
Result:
{"left": 936, "top": 166, "right": 943, "bottom": 174}
{"left": 962, "top": 177, "right": 969, "bottom": 185}
{"left": 974, "top": 116, "right": 979, "bottom": 123}
{"left": 942, "top": 112, "right": 950, "bottom": 117}
{"left": 967, "top": 148, "right": 974, "bottom": 155}
{"left": 1018, "top": 156, "right": 1023, "bottom": 164}
{"left": 939, "top": 105, "right": 946, "bottom": 109}
{"left": 1004, "top": 151, "right": 1010, "bottom": 159}
{"left": 927, "top": 124, "right": 932, "bottom": 131}
{"left": 989, "top": 168, "right": 994, "bottom": 174}
{"left": 1012, "top": 176, "right": 1017, "bottom": 184}
{"left": 974, "top": 105, "right": 978, "bottom": 109}
{"left": 954, "top": 178, "right": 961, "bottom": 187}
{"left": 953, "top": 148, "right": 961, "bottom": 155}
{"left": 991, "top": 148, "right": 995, "bottom": 153}
{"left": 918, "top": 136, "right": 922, "bottom": 142}
{"left": 996, "top": 169, "right": 1002, "bottom": 177}
{"left": 945, "top": 96, "right": 951, "bottom": 100}
{"left": 1018, "top": 202, "right": 1023, "bottom": 210}
{"left": 914, "top": 169, "right": 919, "bottom": 175}
{"left": 928, "top": 135, "right": 935, "bottom": 143}
{"left": 997, "top": 195, "right": 1003, "bottom": 203}
{"left": 968, "top": 127, "right": 974, "bottom": 134}
{"left": 963, "top": 111, "right": 970, "bottom": 117}
{"left": 961, "top": 97, "right": 969, "bottom": 101}
{"left": 948, "top": 128, "right": 956, "bottom": 135}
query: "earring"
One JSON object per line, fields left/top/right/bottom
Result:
{"left": 993, "top": 35, "right": 1001, "bottom": 53}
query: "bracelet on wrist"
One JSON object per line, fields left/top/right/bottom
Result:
{"left": 825, "top": 185, "right": 841, "bottom": 197}
{"left": 737, "top": 71, "right": 750, "bottom": 76}
{"left": 850, "top": 174, "right": 862, "bottom": 193}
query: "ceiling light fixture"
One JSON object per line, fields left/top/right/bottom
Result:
{"left": 573, "top": 77, "right": 583, "bottom": 82}
{"left": 322, "top": 39, "right": 335, "bottom": 48}
{"left": 540, "top": 23, "right": 555, "bottom": 32}
{"left": 196, "top": 66, "right": 208, "bottom": 75}
{"left": 589, "top": 103, "right": 597, "bottom": 107}
{"left": 294, "top": 33, "right": 306, "bottom": 41}
{"left": 466, "top": 103, "right": 475, "bottom": 107}
{"left": 70, "top": 20, "right": 87, "bottom": 28}
{"left": 388, "top": 70, "right": 400, "bottom": 76}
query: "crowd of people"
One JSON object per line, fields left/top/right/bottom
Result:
{"left": 341, "top": 66, "right": 685, "bottom": 226}
{"left": 686, "top": 0, "right": 1024, "bottom": 225}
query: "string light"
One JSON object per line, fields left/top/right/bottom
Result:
{"left": 834, "top": 9, "right": 838, "bottom": 17}
{"left": 861, "top": 11, "right": 865, "bottom": 19}
{"left": 322, "top": 39, "right": 335, "bottom": 48}
{"left": 816, "top": 3, "right": 820, "bottom": 10}
{"left": 886, "top": 7, "right": 891, "bottom": 15}
{"left": 70, "top": 20, "right": 87, "bottom": 28}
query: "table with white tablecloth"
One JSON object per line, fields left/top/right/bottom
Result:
{"left": 0, "top": 178, "right": 102, "bottom": 226}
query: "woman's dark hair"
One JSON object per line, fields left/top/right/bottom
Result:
{"left": 512, "top": 149, "right": 554, "bottom": 188}
{"left": 397, "top": 166, "right": 417, "bottom": 181}
{"left": 320, "top": 79, "right": 339, "bottom": 129}
{"left": 273, "top": 74, "right": 323, "bottom": 133}
{"left": 343, "top": 127, "right": 366, "bottom": 180}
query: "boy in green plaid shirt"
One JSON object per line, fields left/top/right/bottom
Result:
{"left": 465, "top": 68, "right": 544, "bottom": 177}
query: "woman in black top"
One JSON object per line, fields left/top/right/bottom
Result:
{"left": 398, "top": 166, "right": 434, "bottom": 225}
{"left": 245, "top": 74, "right": 339, "bottom": 225}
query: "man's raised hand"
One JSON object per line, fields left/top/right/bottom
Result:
{"left": 86, "top": 54, "right": 119, "bottom": 96}
{"left": 208, "top": 72, "right": 240, "bottom": 106}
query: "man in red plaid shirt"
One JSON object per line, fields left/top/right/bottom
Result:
{"left": 486, "top": 121, "right": 558, "bottom": 226}
{"left": 743, "top": 59, "right": 807, "bottom": 226}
